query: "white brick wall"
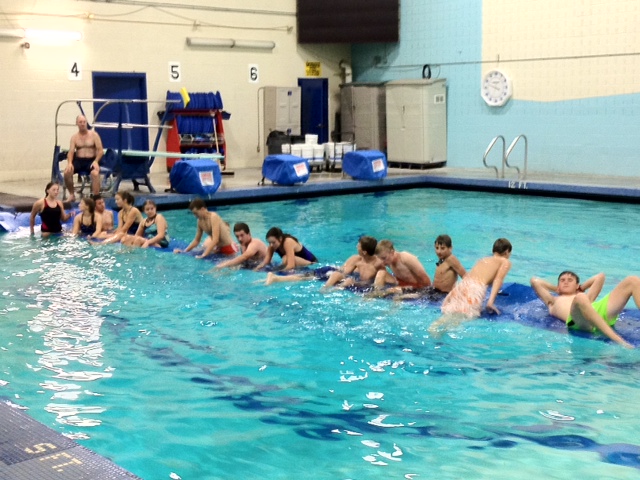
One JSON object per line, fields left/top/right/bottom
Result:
{"left": 0, "top": 0, "right": 349, "bottom": 180}
{"left": 482, "top": 0, "right": 640, "bottom": 102}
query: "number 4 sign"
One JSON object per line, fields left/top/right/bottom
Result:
{"left": 68, "top": 61, "right": 82, "bottom": 81}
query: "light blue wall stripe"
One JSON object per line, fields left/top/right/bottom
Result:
{"left": 351, "top": 0, "right": 640, "bottom": 177}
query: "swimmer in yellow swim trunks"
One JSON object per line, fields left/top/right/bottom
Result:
{"left": 429, "top": 238, "right": 512, "bottom": 334}
{"left": 530, "top": 271, "right": 638, "bottom": 349}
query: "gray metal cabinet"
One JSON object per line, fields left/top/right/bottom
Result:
{"left": 340, "top": 83, "right": 386, "bottom": 151}
{"left": 263, "top": 87, "right": 301, "bottom": 140}
{"left": 385, "top": 79, "right": 447, "bottom": 165}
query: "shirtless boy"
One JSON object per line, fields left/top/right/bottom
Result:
{"left": 372, "top": 239, "right": 431, "bottom": 294}
{"left": 429, "top": 238, "right": 512, "bottom": 333}
{"left": 324, "top": 236, "right": 384, "bottom": 289}
{"left": 93, "top": 194, "right": 115, "bottom": 232}
{"left": 64, "top": 115, "right": 103, "bottom": 201}
{"left": 530, "top": 271, "right": 637, "bottom": 349}
{"left": 173, "top": 198, "right": 237, "bottom": 259}
{"left": 396, "top": 234, "right": 467, "bottom": 301}
{"left": 433, "top": 235, "right": 467, "bottom": 293}
{"left": 215, "top": 223, "right": 268, "bottom": 269}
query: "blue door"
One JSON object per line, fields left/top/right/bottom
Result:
{"left": 298, "top": 78, "right": 329, "bottom": 143}
{"left": 92, "top": 72, "right": 149, "bottom": 152}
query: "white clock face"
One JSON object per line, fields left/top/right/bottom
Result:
{"left": 481, "top": 70, "right": 512, "bottom": 107}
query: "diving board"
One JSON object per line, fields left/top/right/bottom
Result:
{"left": 0, "top": 400, "right": 140, "bottom": 479}
{"left": 121, "top": 150, "right": 223, "bottom": 160}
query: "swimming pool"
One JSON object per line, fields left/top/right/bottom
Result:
{"left": 1, "top": 188, "right": 640, "bottom": 479}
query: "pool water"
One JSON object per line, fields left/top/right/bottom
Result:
{"left": 2, "top": 188, "right": 640, "bottom": 479}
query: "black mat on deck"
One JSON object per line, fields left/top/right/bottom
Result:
{"left": 0, "top": 400, "right": 140, "bottom": 479}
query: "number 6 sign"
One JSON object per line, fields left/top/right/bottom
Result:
{"left": 249, "top": 64, "right": 259, "bottom": 83}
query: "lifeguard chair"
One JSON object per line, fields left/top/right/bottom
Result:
{"left": 52, "top": 98, "right": 173, "bottom": 200}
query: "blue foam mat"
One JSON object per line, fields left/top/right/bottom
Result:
{"left": 3, "top": 213, "right": 640, "bottom": 346}
{"left": 487, "top": 283, "right": 640, "bottom": 346}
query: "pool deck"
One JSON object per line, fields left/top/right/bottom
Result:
{"left": 1, "top": 166, "right": 640, "bottom": 212}
{"left": 0, "top": 400, "right": 140, "bottom": 479}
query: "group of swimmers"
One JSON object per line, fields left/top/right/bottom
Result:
{"left": 30, "top": 182, "right": 167, "bottom": 249}
{"left": 30, "top": 183, "right": 640, "bottom": 349}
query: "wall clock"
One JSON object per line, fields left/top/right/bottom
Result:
{"left": 481, "top": 69, "right": 512, "bottom": 107}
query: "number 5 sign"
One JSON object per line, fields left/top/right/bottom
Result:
{"left": 249, "top": 64, "right": 259, "bottom": 83}
{"left": 169, "top": 61, "right": 181, "bottom": 82}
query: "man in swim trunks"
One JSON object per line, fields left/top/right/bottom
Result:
{"left": 372, "top": 239, "right": 431, "bottom": 294}
{"left": 530, "top": 271, "right": 637, "bottom": 349}
{"left": 214, "top": 223, "right": 268, "bottom": 269}
{"left": 64, "top": 115, "right": 103, "bottom": 202}
{"left": 173, "top": 198, "right": 237, "bottom": 259}
{"left": 429, "top": 238, "right": 512, "bottom": 333}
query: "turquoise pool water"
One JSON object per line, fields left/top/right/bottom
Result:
{"left": 2, "top": 188, "right": 640, "bottom": 479}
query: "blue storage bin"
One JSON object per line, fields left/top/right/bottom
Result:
{"left": 170, "top": 159, "right": 222, "bottom": 195}
{"left": 262, "top": 155, "right": 310, "bottom": 185}
{"left": 343, "top": 150, "right": 387, "bottom": 180}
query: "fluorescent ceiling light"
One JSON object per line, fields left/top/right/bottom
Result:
{"left": 234, "top": 40, "right": 275, "bottom": 50}
{"left": 0, "top": 28, "right": 25, "bottom": 39}
{"left": 187, "top": 37, "right": 234, "bottom": 48}
{"left": 25, "top": 29, "right": 82, "bottom": 42}
{"left": 186, "top": 37, "right": 275, "bottom": 50}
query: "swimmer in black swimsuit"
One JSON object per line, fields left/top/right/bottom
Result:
{"left": 256, "top": 226, "right": 318, "bottom": 271}
{"left": 29, "top": 182, "right": 73, "bottom": 237}
{"left": 99, "top": 191, "right": 144, "bottom": 244}
{"left": 121, "top": 200, "right": 170, "bottom": 248}
{"left": 72, "top": 197, "right": 103, "bottom": 237}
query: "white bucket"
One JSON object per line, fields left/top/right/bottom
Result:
{"left": 301, "top": 144, "right": 314, "bottom": 160}
{"left": 291, "top": 144, "right": 303, "bottom": 157}
{"left": 323, "top": 142, "right": 335, "bottom": 159}
{"left": 281, "top": 143, "right": 291, "bottom": 154}
{"left": 305, "top": 134, "right": 318, "bottom": 145}
{"left": 340, "top": 142, "right": 355, "bottom": 155}
{"left": 312, "top": 145, "right": 324, "bottom": 160}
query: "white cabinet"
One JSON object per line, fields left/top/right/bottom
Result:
{"left": 263, "top": 87, "right": 301, "bottom": 140}
{"left": 385, "top": 79, "right": 447, "bottom": 165}
{"left": 340, "top": 83, "right": 386, "bottom": 151}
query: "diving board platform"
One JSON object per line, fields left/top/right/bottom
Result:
{"left": 121, "top": 150, "right": 223, "bottom": 160}
{"left": 0, "top": 400, "right": 140, "bottom": 479}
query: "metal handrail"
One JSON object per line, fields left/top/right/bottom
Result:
{"left": 483, "top": 135, "right": 505, "bottom": 178}
{"left": 505, "top": 134, "right": 528, "bottom": 180}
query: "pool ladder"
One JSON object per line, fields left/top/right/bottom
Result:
{"left": 483, "top": 134, "right": 528, "bottom": 180}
